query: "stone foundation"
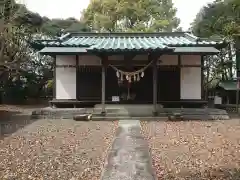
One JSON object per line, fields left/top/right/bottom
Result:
{"left": 31, "top": 105, "right": 230, "bottom": 120}
{"left": 31, "top": 107, "right": 92, "bottom": 119}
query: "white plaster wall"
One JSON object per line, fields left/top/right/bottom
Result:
{"left": 181, "top": 67, "right": 201, "bottom": 99}
{"left": 180, "top": 55, "right": 202, "bottom": 99}
{"left": 181, "top": 55, "right": 201, "bottom": 65}
{"left": 159, "top": 55, "right": 178, "bottom": 65}
{"left": 56, "top": 55, "right": 76, "bottom": 99}
{"left": 78, "top": 55, "right": 101, "bottom": 65}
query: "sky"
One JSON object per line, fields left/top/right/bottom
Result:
{"left": 21, "top": 0, "right": 214, "bottom": 30}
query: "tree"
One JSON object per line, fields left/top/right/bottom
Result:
{"left": 0, "top": 0, "right": 52, "bottom": 103}
{"left": 192, "top": 0, "right": 240, "bottom": 39}
{"left": 0, "top": 0, "right": 43, "bottom": 72}
{"left": 41, "top": 17, "right": 90, "bottom": 37}
{"left": 82, "top": 0, "right": 180, "bottom": 32}
{"left": 191, "top": 0, "right": 240, "bottom": 92}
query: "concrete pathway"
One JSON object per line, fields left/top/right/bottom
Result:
{"left": 101, "top": 120, "right": 156, "bottom": 180}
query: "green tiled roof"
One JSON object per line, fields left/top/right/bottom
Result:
{"left": 174, "top": 47, "right": 220, "bottom": 54}
{"left": 32, "top": 32, "right": 225, "bottom": 52}
{"left": 218, "top": 80, "right": 239, "bottom": 91}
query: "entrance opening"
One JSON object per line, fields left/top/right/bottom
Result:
{"left": 77, "top": 65, "right": 181, "bottom": 106}
{"left": 77, "top": 66, "right": 101, "bottom": 101}
{"left": 106, "top": 66, "right": 153, "bottom": 104}
{"left": 158, "top": 66, "right": 180, "bottom": 101}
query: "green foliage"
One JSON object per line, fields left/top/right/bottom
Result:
{"left": 0, "top": 0, "right": 35, "bottom": 70}
{"left": 191, "top": 0, "right": 240, "bottom": 92}
{"left": 46, "top": 79, "right": 53, "bottom": 89}
{"left": 0, "top": 0, "right": 54, "bottom": 103}
{"left": 82, "top": 0, "right": 180, "bottom": 32}
{"left": 192, "top": 0, "right": 240, "bottom": 39}
{"left": 0, "top": 0, "right": 91, "bottom": 103}
{"left": 41, "top": 18, "right": 89, "bottom": 36}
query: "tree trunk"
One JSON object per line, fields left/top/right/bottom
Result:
{"left": 228, "top": 43, "right": 233, "bottom": 78}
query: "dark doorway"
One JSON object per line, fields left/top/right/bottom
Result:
{"left": 158, "top": 66, "right": 180, "bottom": 101}
{"left": 131, "top": 67, "right": 153, "bottom": 103}
{"left": 106, "top": 67, "right": 120, "bottom": 101}
{"left": 77, "top": 65, "right": 180, "bottom": 104}
{"left": 106, "top": 66, "right": 153, "bottom": 103}
{"left": 77, "top": 66, "right": 101, "bottom": 101}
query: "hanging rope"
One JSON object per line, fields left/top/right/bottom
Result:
{"left": 109, "top": 60, "right": 154, "bottom": 83}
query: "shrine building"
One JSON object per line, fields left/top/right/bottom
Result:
{"left": 32, "top": 32, "right": 226, "bottom": 115}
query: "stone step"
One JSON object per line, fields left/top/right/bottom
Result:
{"left": 92, "top": 116, "right": 168, "bottom": 120}
{"left": 31, "top": 107, "right": 229, "bottom": 120}
{"left": 93, "top": 108, "right": 228, "bottom": 115}
{"left": 92, "top": 112, "right": 167, "bottom": 117}
{"left": 92, "top": 112, "right": 229, "bottom": 118}
{"left": 91, "top": 115, "right": 230, "bottom": 121}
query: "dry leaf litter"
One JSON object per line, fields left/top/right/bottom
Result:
{"left": 0, "top": 107, "right": 118, "bottom": 180}
{"left": 141, "top": 120, "right": 240, "bottom": 180}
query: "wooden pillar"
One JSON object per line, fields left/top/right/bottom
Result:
{"left": 76, "top": 55, "right": 79, "bottom": 101}
{"left": 178, "top": 55, "right": 181, "bottom": 100}
{"left": 100, "top": 55, "right": 108, "bottom": 115}
{"left": 201, "top": 55, "right": 204, "bottom": 100}
{"left": 235, "top": 37, "right": 240, "bottom": 77}
{"left": 152, "top": 58, "right": 158, "bottom": 116}
{"left": 101, "top": 65, "right": 106, "bottom": 114}
{"left": 53, "top": 56, "right": 56, "bottom": 100}
{"left": 50, "top": 56, "right": 57, "bottom": 108}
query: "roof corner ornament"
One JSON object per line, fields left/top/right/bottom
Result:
{"left": 185, "top": 32, "right": 199, "bottom": 42}
{"left": 57, "top": 29, "right": 71, "bottom": 41}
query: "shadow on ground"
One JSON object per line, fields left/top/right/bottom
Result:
{"left": 161, "top": 168, "right": 240, "bottom": 180}
{"left": 0, "top": 110, "right": 37, "bottom": 139}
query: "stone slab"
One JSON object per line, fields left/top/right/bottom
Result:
{"left": 101, "top": 120, "right": 156, "bottom": 180}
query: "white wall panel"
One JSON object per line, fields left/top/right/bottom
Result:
{"left": 56, "top": 55, "right": 76, "bottom": 99}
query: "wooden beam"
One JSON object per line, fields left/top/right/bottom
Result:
{"left": 107, "top": 59, "right": 203, "bottom": 67}
{"left": 180, "top": 64, "right": 203, "bottom": 67}
{"left": 55, "top": 64, "right": 77, "bottom": 68}
{"left": 54, "top": 62, "right": 203, "bottom": 68}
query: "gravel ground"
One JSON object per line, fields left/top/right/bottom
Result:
{"left": 0, "top": 119, "right": 118, "bottom": 180}
{"left": 141, "top": 120, "right": 240, "bottom": 180}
